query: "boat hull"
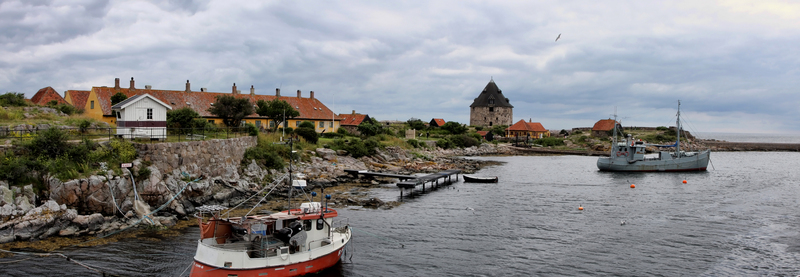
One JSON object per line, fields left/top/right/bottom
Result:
{"left": 463, "top": 175, "right": 498, "bottom": 183}
{"left": 190, "top": 243, "right": 347, "bottom": 277}
{"left": 597, "top": 150, "right": 710, "bottom": 172}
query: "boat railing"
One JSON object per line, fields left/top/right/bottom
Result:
{"left": 331, "top": 217, "right": 349, "bottom": 229}
{"left": 307, "top": 238, "right": 333, "bottom": 251}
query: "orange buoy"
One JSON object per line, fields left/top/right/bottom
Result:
{"left": 630, "top": 184, "right": 635, "bottom": 188}
{"left": 578, "top": 206, "right": 584, "bottom": 211}
{"left": 682, "top": 180, "right": 687, "bottom": 184}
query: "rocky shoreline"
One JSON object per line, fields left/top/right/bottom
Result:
{"left": 0, "top": 143, "right": 514, "bottom": 245}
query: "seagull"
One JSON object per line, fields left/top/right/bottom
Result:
{"left": 555, "top": 33, "right": 561, "bottom": 42}
{"left": 621, "top": 220, "right": 626, "bottom": 225}
{"left": 466, "top": 207, "right": 475, "bottom": 214}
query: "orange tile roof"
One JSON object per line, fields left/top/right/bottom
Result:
{"left": 506, "top": 119, "right": 547, "bottom": 132}
{"left": 91, "top": 86, "right": 337, "bottom": 121}
{"left": 430, "top": 118, "right": 446, "bottom": 127}
{"left": 476, "top": 131, "right": 489, "bottom": 137}
{"left": 30, "top": 87, "right": 67, "bottom": 106}
{"left": 65, "top": 90, "right": 89, "bottom": 109}
{"left": 339, "top": 113, "right": 368, "bottom": 126}
{"left": 592, "top": 119, "right": 619, "bottom": 131}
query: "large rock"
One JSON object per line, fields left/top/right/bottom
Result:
{"left": 0, "top": 185, "right": 12, "bottom": 206}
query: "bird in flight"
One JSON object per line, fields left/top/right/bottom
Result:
{"left": 555, "top": 33, "right": 561, "bottom": 42}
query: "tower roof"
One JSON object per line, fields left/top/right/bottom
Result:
{"left": 469, "top": 79, "right": 513, "bottom": 108}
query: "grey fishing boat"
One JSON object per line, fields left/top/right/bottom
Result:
{"left": 597, "top": 101, "right": 710, "bottom": 172}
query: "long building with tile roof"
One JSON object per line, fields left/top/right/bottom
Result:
{"left": 64, "top": 90, "right": 90, "bottom": 110}
{"left": 469, "top": 78, "right": 513, "bottom": 127}
{"left": 79, "top": 78, "right": 340, "bottom": 133}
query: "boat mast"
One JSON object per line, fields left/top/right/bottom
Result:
{"left": 288, "top": 137, "right": 293, "bottom": 215}
{"left": 676, "top": 100, "right": 681, "bottom": 155}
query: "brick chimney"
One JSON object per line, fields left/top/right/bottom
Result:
{"left": 114, "top": 78, "right": 120, "bottom": 89}
{"left": 250, "top": 85, "right": 255, "bottom": 96}
{"left": 297, "top": 90, "right": 301, "bottom": 98}
{"left": 276, "top": 88, "right": 281, "bottom": 97}
{"left": 352, "top": 110, "right": 356, "bottom": 115}
{"left": 232, "top": 83, "right": 237, "bottom": 94}
{"left": 129, "top": 77, "right": 135, "bottom": 90}
{"left": 185, "top": 80, "right": 191, "bottom": 93}
{"left": 310, "top": 91, "right": 314, "bottom": 99}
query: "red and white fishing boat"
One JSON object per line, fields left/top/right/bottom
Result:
{"left": 190, "top": 138, "right": 351, "bottom": 277}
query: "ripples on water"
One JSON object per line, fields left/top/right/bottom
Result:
{"left": 3, "top": 152, "right": 800, "bottom": 276}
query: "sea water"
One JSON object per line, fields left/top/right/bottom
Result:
{"left": 3, "top": 151, "right": 800, "bottom": 276}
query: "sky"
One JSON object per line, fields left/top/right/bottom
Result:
{"left": 2, "top": 0, "right": 799, "bottom": 135}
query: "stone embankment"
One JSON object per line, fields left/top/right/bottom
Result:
{"left": 0, "top": 140, "right": 511, "bottom": 244}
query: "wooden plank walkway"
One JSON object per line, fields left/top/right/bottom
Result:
{"left": 344, "top": 169, "right": 462, "bottom": 199}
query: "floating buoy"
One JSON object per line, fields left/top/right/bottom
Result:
{"left": 578, "top": 206, "right": 584, "bottom": 211}
{"left": 682, "top": 180, "right": 687, "bottom": 184}
{"left": 630, "top": 184, "right": 636, "bottom": 188}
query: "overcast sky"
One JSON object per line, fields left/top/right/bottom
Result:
{"left": 2, "top": 0, "right": 799, "bottom": 135}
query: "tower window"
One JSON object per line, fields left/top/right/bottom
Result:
{"left": 489, "top": 107, "right": 494, "bottom": 112}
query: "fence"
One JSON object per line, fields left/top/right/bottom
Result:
{"left": 0, "top": 126, "right": 251, "bottom": 144}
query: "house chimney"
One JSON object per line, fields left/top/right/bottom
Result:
{"left": 352, "top": 110, "right": 356, "bottom": 115}
{"left": 185, "top": 80, "right": 191, "bottom": 92}
{"left": 232, "top": 83, "right": 237, "bottom": 94}
{"left": 250, "top": 85, "right": 255, "bottom": 96}
{"left": 310, "top": 90, "right": 314, "bottom": 99}
{"left": 529, "top": 118, "right": 532, "bottom": 122}
{"left": 145, "top": 85, "right": 152, "bottom": 90}
{"left": 114, "top": 78, "right": 120, "bottom": 89}
{"left": 201, "top": 88, "right": 206, "bottom": 92}
{"left": 129, "top": 77, "right": 135, "bottom": 90}
{"left": 297, "top": 90, "right": 301, "bottom": 98}
{"left": 276, "top": 88, "right": 281, "bottom": 97}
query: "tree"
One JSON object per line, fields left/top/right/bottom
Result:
{"left": 357, "top": 118, "right": 383, "bottom": 137}
{"left": 111, "top": 92, "right": 128, "bottom": 105}
{"left": 406, "top": 118, "right": 426, "bottom": 130}
{"left": 167, "top": 107, "right": 201, "bottom": 132}
{"left": 442, "top": 121, "right": 467, "bottom": 134}
{"left": 255, "top": 99, "right": 300, "bottom": 131}
{"left": 207, "top": 95, "right": 254, "bottom": 127}
{"left": 295, "top": 126, "right": 319, "bottom": 144}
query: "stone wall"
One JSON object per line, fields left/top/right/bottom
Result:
{"left": 470, "top": 106, "right": 513, "bottom": 127}
{"left": 134, "top": 136, "right": 257, "bottom": 178}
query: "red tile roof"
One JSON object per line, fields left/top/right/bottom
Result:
{"left": 506, "top": 119, "right": 547, "bottom": 132}
{"left": 592, "top": 119, "right": 619, "bottom": 131}
{"left": 30, "top": 87, "right": 67, "bottom": 106}
{"left": 476, "top": 131, "right": 489, "bottom": 137}
{"left": 65, "top": 90, "right": 90, "bottom": 109}
{"left": 430, "top": 118, "right": 446, "bottom": 127}
{"left": 339, "top": 113, "right": 368, "bottom": 126}
{"left": 91, "top": 86, "right": 336, "bottom": 121}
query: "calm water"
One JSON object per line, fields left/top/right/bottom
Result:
{"left": 3, "top": 152, "right": 800, "bottom": 276}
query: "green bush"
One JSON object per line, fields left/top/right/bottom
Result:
{"left": 298, "top": 121, "right": 315, "bottom": 129}
{"left": 436, "top": 138, "right": 455, "bottom": 149}
{"left": 407, "top": 139, "right": 420, "bottom": 148}
{"left": 335, "top": 127, "right": 349, "bottom": 135}
{"left": 0, "top": 92, "right": 27, "bottom": 107}
{"left": 26, "top": 127, "right": 70, "bottom": 158}
{"left": 321, "top": 132, "right": 344, "bottom": 138}
{"left": 78, "top": 119, "right": 91, "bottom": 133}
{"left": 245, "top": 123, "right": 258, "bottom": 136}
{"left": 0, "top": 151, "right": 42, "bottom": 185}
{"left": 330, "top": 137, "right": 379, "bottom": 158}
{"left": 295, "top": 127, "right": 319, "bottom": 144}
{"left": 533, "top": 137, "right": 565, "bottom": 147}
{"left": 243, "top": 147, "right": 286, "bottom": 170}
{"left": 656, "top": 126, "right": 668, "bottom": 131}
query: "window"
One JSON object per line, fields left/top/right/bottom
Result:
{"left": 269, "top": 121, "right": 275, "bottom": 128}
{"left": 490, "top": 122, "right": 493, "bottom": 126}
{"left": 255, "top": 120, "right": 261, "bottom": 127}
{"left": 208, "top": 120, "right": 215, "bottom": 124}
{"left": 296, "top": 121, "right": 300, "bottom": 127}
{"left": 318, "top": 121, "right": 324, "bottom": 128}
{"left": 329, "top": 122, "right": 333, "bottom": 128}
{"left": 90, "top": 101, "right": 94, "bottom": 109}
{"left": 489, "top": 107, "right": 494, "bottom": 112}
{"left": 316, "top": 219, "right": 325, "bottom": 230}
{"left": 116, "top": 111, "right": 121, "bottom": 119}
{"left": 303, "top": 220, "right": 312, "bottom": 231}
{"left": 488, "top": 98, "right": 495, "bottom": 104}
{"left": 146, "top": 108, "right": 152, "bottom": 119}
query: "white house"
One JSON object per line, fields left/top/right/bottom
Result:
{"left": 111, "top": 94, "right": 172, "bottom": 139}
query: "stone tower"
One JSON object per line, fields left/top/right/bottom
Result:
{"left": 469, "top": 78, "right": 513, "bottom": 127}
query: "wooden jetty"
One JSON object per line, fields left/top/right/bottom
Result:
{"left": 344, "top": 169, "right": 462, "bottom": 199}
